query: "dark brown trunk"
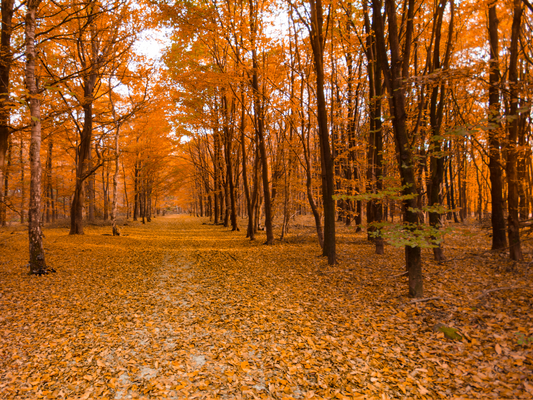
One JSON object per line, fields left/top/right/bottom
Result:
{"left": 310, "top": 0, "right": 335, "bottom": 264}
{"left": 487, "top": 1, "right": 507, "bottom": 250}
{"left": 19, "top": 135, "right": 24, "bottom": 223}
{"left": 133, "top": 160, "right": 139, "bottom": 221}
{"left": 373, "top": 0, "right": 422, "bottom": 297}
{"left": 87, "top": 144, "right": 95, "bottom": 221}
{"left": 45, "top": 139, "right": 53, "bottom": 225}
{"left": 103, "top": 160, "right": 109, "bottom": 221}
{"left": 506, "top": 0, "right": 523, "bottom": 261}
{"left": 222, "top": 94, "right": 238, "bottom": 231}
{"left": 70, "top": 95, "right": 93, "bottom": 235}
{"left": 1, "top": 136, "right": 10, "bottom": 226}
{"left": 364, "top": 3, "right": 384, "bottom": 254}
{"left": 428, "top": 0, "right": 452, "bottom": 262}
{"left": 0, "top": 0, "right": 15, "bottom": 225}
{"left": 249, "top": 0, "right": 273, "bottom": 244}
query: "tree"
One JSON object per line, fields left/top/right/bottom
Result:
{"left": 25, "top": 0, "right": 49, "bottom": 275}
{"left": 308, "top": 0, "right": 336, "bottom": 265}
{"left": 505, "top": 0, "right": 524, "bottom": 261}
{"left": 372, "top": 0, "right": 423, "bottom": 297}
{"left": 0, "top": 0, "right": 16, "bottom": 223}
{"left": 487, "top": 0, "right": 507, "bottom": 251}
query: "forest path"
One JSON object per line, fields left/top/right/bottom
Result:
{"left": 1, "top": 215, "right": 532, "bottom": 399}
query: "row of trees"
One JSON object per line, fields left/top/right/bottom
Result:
{"left": 0, "top": 0, "right": 181, "bottom": 274}
{"left": 162, "top": 0, "right": 533, "bottom": 297}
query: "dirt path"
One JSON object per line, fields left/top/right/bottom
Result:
{"left": 1, "top": 215, "right": 532, "bottom": 399}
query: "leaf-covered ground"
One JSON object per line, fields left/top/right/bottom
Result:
{"left": 1, "top": 215, "right": 532, "bottom": 399}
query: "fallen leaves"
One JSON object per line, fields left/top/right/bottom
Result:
{"left": 0, "top": 216, "right": 532, "bottom": 399}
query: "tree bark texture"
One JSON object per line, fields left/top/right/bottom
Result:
{"left": 487, "top": 1, "right": 507, "bottom": 250}
{"left": 26, "top": 0, "right": 48, "bottom": 274}
{"left": 506, "top": 0, "right": 523, "bottom": 261}
{"left": 310, "top": 0, "right": 336, "bottom": 264}
{"left": 0, "top": 0, "right": 15, "bottom": 224}
{"left": 373, "top": 0, "right": 423, "bottom": 297}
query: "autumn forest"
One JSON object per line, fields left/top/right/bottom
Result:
{"left": 1, "top": 0, "right": 533, "bottom": 398}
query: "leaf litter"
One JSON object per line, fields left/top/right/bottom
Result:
{"left": 0, "top": 216, "right": 532, "bottom": 399}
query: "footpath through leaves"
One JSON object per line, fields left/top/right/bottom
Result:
{"left": 1, "top": 216, "right": 532, "bottom": 399}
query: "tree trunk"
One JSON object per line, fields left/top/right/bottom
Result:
{"left": 240, "top": 94, "right": 255, "bottom": 239}
{"left": 223, "top": 95, "right": 238, "bottom": 231}
{"left": 109, "top": 85, "right": 121, "bottom": 236}
{"left": 428, "top": 0, "right": 453, "bottom": 262}
{"left": 26, "top": 0, "right": 49, "bottom": 274}
{"left": 44, "top": 139, "right": 53, "bottom": 225}
{"left": 0, "top": 0, "right": 15, "bottom": 227}
{"left": 70, "top": 93, "right": 94, "bottom": 234}
{"left": 87, "top": 144, "right": 95, "bottom": 221}
{"left": 249, "top": 0, "right": 273, "bottom": 245}
{"left": 373, "top": 0, "right": 422, "bottom": 297}
{"left": 20, "top": 135, "right": 24, "bottom": 223}
{"left": 364, "top": 2, "right": 384, "bottom": 254}
{"left": 310, "top": 0, "right": 336, "bottom": 264}
{"left": 133, "top": 160, "right": 139, "bottom": 221}
{"left": 487, "top": 1, "right": 507, "bottom": 250}
{"left": 506, "top": 0, "right": 523, "bottom": 261}
{"left": 1, "top": 136, "right": 10, "bottom": 226}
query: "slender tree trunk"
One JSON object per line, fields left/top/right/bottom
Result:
{"left": 44, "top": 139, "right": 53, "bottom": 225}
{"left": 373, "top": 0, "right": 422, "bottom": 297}
{"left": 88, "top": 144, "right": 95, "bottom": 221}
{"left": 146, "top": 178, "right": 152, "bottom": 222}
{"left": 0, "top": 0, "right": 15, "bottom": 226}
{"left": 133, "top": 160, "right": 139, "bottom": 221}
{"left": 240, "top": 95, "right": 255, "bottom": 239}
{"left": 487, "top": 1, "right": 507, "bottom": 250}
{"left": 26, "top": 0, "right": 49, "bottom": 274}
{"left": 1, "top": 136, "right": 10, "bottom": 225}
{"left": 506, "top": 0, "right": 523, "bottom": 261}
{"left": 20, "top": 135, "right": 24, "bottom": 223}
{"left": 223, "top": 95, "right": 238, "bottom": 231}
{"left": 249, "top": 0, "right": 273, "bottom": 244}
{"left": 428, "top": 0, "right": 453, "bottom": 261}
{"left": 309, "top": 0, "right": 335, "bottom": 264}
{"left": 448, "top": 149, "right": 459, "bottom": 223}
{"left": 109, "top": 85, "right": 121, "bottom": 236}
{"left": 364, "top": 2, "right": 384, "bottom": 254}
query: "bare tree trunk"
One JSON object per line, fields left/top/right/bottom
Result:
{"left": 428, "top": 0, "right": 453, "bottom": 262}
{"left": 20, "top": 135, "right": 24, "bottom": 223}
{"left": 102, "top": 159, "right": 109, "bottom": 221}
{"left": 0, "top": 0, "right": 15, "bottom": 226}
{"left": 249, "top": 0, "right": 273, "bottom": 244}
{"left": 26, "top": 0, "right": 49, "bottom": 274}
{"left": 506, "top": 0, "right": 523, "bottom": 261}
{"left": 44, "top": 139, "right": 53, "bottom": 225}
{"left": 70, "top": 96, "right": 93, "bottom": 234}
{"left": 133, "top": 160, "right": 139, "bottom": 221}
{"left": 373, "top": 0, "right": 422, "bottom": 297}
{"left": 239, "top": 95, "right": 255, "bottom": 239}
{"left": 87, "top": 144, "right": 95, "bottom": 221}
{"left": 487, "top": 1, "right": 507, "bottom": 250}
{"left": 109, "top": 84, "right": 121, "bottom": 236}
{"left": 309, "top": 0, "right": 336, "bottom": 264}
{"left": 1, "top": 136, "right": 10, "bottom": 226}
{"left": 122, "top": 160, "right": 129, "bottom": 219}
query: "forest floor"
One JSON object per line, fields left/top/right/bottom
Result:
{"left": 0, "top": 215, "right": 532, "bottom": 400}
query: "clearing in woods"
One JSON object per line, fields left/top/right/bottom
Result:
{"left": 0, "top": 215, "right": 532, "bottom": 399}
